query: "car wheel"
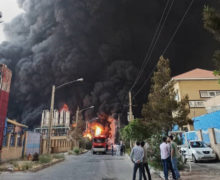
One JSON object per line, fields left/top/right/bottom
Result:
{"left": 192, "top": 154, "right": 197, "bottom": 163}
{"left": 93, "top": 151, "right": 96, "bottom": 155}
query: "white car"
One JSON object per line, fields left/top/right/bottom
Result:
{"left": 180, "top": 140, "right": 217, "bottom": 163}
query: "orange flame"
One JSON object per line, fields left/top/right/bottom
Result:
{"left": 83, "top": 133, "right": 92, "bottom": 140}
{"left": 95, "top": 126, "right": 102, "bottom": 136}
{"left": 60, "top": 104, "right": 69, "bottom": 112}
{"left": 72, "top": 123, "right": 77, "bottom": 128}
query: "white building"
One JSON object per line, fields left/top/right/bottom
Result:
{"left": 41, "top": 109, "right": 70, "bottom": 127}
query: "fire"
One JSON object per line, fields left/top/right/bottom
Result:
{"left": 95, "top": 126, "right": 102, "bottom": 136}
{"left": 60, "top": 104, "right": 69, "bottom": 112}
{"left": 72, "top": 123, "right": 77, "bottom": 128}
{"left": 83, "top": 133, "right": 92, "bottom": 140}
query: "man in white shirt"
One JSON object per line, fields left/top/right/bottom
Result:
{"left": 160, "top": 137, "right": 176, "bottom": 180}
{"left": 130, "top": 141, "right": 144, "bottom": 180}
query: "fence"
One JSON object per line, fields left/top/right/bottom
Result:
{"left": 214, "top": 128, "right": 220, "bottom": 144}
{"left": 201, "top": 130, "right": 210, "bottom": 144}
{"left": 185, "top": 131, "right": 198, "bottom": 142}
{"left": 25, "top": 131, "right": 41, "bottom": 155}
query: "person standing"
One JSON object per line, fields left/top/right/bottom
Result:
{"left": 169, "top": 135, "right": 181, "bottom": 180}
{"left": 111, "top": 144, "right": 114, "bottom": 156}
{"left": 141, "top": 141, "right": 151, "bottom": 180}
{"left": 130, "top": 141, "right": 144, "bottom": 180}
{"left": 166, "top": 136, "right": 177, "bottom": 180}
{"left": 160, "top": 137, "right": 176, "bottom": 180}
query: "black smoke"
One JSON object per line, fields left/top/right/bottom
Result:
{"left": 0, "top": 0, "right": 219, "bottom": 127}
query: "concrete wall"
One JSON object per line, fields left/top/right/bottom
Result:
{"left": 208, "top": 128, "right": 220, "bottom": 159}
{"left": 41, "top": 136, "right": 73, "bottom": 154}
{"left": 196, "top": 128, "right": 220, "bottom": 159}
{"left": 0, "top": 132, "right": 26, "bottom": 162}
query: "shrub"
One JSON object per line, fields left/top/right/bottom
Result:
{"left": 32, "top": 153, "right": 39, "bottom": 161}
{"left": 53, "top": 154, "right": 64, "bottom": 159}
{"left": 68, "top": 150, "right": 73, "bottom": 155}
{"left": 21, "top": 162, "right": 33, "bottom": 171}
{"left": 73, "top": 147, "right": 80, "bottom": 155}
{"left": 147, "top": 134, "right": 163, "bottom": 170}
{"left": 11, "top": 161, "right": 19, "bottom": 168}
{"left": 39, "top": 155, "right": 52, "bottom": 164}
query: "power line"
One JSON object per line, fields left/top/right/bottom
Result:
{"left": 133, "top": 0, "right": 175, "bottom": 89}
{"left": 161, "top": 0, "right": 195, "bottom": 55}
{"left": 133, "top": 0, "right": 195, "bottom": 99}
{"left": 130, "top": 0, "right": 173, "bottom": 91}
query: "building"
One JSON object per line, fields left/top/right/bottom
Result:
{"left": 172, "top": 68, "right": 220, "bottom": 130}
{"left": 204, "top": 95, "right": 220, "bottom": 113}
{"left": 0, "top": 64, "right": 12, "bottom": 151}
{"left": 35, "top": 108, "right": 70, "bottom": 136}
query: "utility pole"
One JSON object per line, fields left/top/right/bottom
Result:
{"left": 75, "top": 106, "right": 80, "bottom": 126}
{"left": 128, "top": 91, "right": 134, "bottom": 122}
{"left": 48, "top": 85, "right": 55, "bottom": 154}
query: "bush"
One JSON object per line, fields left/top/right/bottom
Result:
{"left": 73, "top": 147, "right": 80, "bottom": 155}
{"left": 32, "top": 153, "right": 39, "bottom": 161}
{"left": 21, "top": 162, "right": 33, "bottom": 171}
{"left": 11, "top": 161, "right": 19, "bottom": 168}
{"left": 53, "top": 154, "right": 64, "bottom": 159}
{"left": 147, "top": 134, "right": 163, "bottom": 170}
{"left": 39, "top": 155, "right": 52, "bottom": 164}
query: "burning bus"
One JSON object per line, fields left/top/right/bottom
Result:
{"left": 83, "top": 115, "right": 116, "bottom": 154}
{"left": 92, "top": 135, "right": 107, "bottom": 154}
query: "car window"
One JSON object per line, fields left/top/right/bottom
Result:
{"left": 190, "top": 141, "right": 206, "bottom": 148}
{"left": 94, "top": 138, "right": 105, "bottom": 143}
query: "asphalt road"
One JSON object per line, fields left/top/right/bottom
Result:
{"left": 0, "top": 152, "right": 135, "bottom": 180}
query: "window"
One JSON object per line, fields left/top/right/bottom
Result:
{"left": 94, "top": 138, "right": 105, "bottom": 143}
{"left": 200, "top": 90, "right": 220, "bottom": 98}
{"left": 189, "top": 100, "right": 205, "bottom": 108}
{"left": 174, "top": 90, "right": 179, "bottom": 101}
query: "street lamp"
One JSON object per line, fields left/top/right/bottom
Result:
{"left": 47, "top": 78, "right": 84, "bottom": 154}
{"left": 75, "top": 106, "right": 95, "bottom": 126}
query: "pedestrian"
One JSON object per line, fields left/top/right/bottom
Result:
{"left": 160, "top": 137, "right": 176, "bottom": 180}
{"left": 166, "top": 137, "right": 177, "bottom": 180}
{"left": 116, "top": 143, "right": 121, "bottom": 156}
{"left": 169, "top": 135, "right": 181, "bottom": 180}
{"left": 141, "top": 141, "right": 151, "bottom": 180}
{"left": 130, "top": 141, "right": 144, "bottom": 180}
{"left": 111, "top": 144, "right": 114, "bottom": 156}
{"left": 121, "top": 143, "right": 125, "bottom": 156}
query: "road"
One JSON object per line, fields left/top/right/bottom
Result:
{"left": 0, "top": 151, "right": 153, "bottom": 180}
{"left": 178, "top": 161, "right": 220, "bottom": 180}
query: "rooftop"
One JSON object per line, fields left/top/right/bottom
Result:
{"left": 172, "top": 68, "right": 218, "bottom": 80}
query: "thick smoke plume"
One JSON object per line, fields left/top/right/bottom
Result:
{"left": 0, "top": 0, "right": 219, "bottom": 126}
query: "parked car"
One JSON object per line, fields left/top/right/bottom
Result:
{"left": 180, "top": 140, "right": 217, "bottom": 163}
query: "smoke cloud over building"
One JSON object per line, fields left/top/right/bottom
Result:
{"left": 0, "top": 0, "right": 219, "bottom": 126}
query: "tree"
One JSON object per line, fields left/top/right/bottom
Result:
{"left": 142, "top": 56, "right": 190, "bottom": 134}
{"left": 203, "top": 6, "right": 220, "bottom": 76}
{"left": 69, "top": 113, "right": 85, "bottom": 147}
{"left": 120, "top": 118, "right": 151, "bottom": 143}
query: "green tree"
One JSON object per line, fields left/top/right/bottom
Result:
{"left": 203, "top": 6, "right": 220, "bottom": 76}
{"left": 142, "top": 56, "right": 190, "bottom": 133}
{"left": 120, "top": 118, "right": 151, "bottom": 142}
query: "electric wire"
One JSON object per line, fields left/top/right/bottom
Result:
{"left": 132, "top": 0, "right": 195, "bottom": 99}
{"left": 130, "top": 0, "right": 173, "bottom": 91}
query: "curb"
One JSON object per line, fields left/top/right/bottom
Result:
{"left": 30, "top": 158, "right": 65, "bottom": 172}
